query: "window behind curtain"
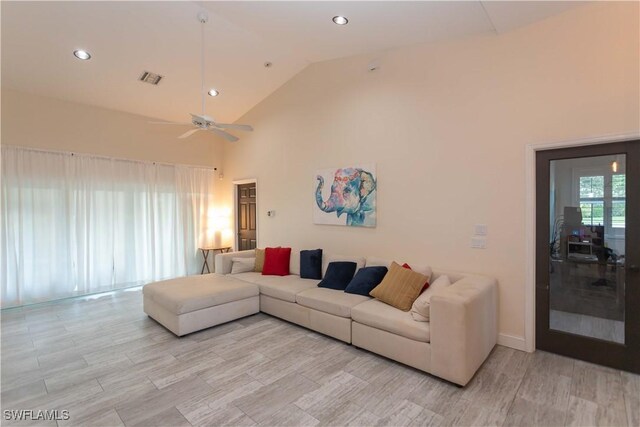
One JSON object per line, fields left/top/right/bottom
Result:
{"left": 1, "top": 146, "right": 215, "bottom": 308}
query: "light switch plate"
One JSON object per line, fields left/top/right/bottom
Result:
{"left": 474, "top": 224, "right": 487, "bottom": 236}
{"left": 471, "top": 237, "right": 486, "bottom": 249}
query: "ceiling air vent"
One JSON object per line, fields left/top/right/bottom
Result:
{"left": 139, "top": 71, "right": 163, "bottom": 85}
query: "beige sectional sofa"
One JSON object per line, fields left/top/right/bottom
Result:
{"left": 215, "top": 250, "right": 498, "bottom": 386}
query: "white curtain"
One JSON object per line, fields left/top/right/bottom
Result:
{"left": 1, "top": 146, "right": 215, "bottom": 308}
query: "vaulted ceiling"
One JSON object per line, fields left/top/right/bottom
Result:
{"left": 2, "top": 1, "right": 584, "bottom": 124}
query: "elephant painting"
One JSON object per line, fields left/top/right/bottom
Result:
{"left": 314, "top": 165, "right": 377, "bottom": 227}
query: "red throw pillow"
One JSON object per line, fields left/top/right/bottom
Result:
{"left": 402, "top": 263, "right": 430, "bottom": 292}
{"left": 262, "top": 247, "right": 292, "bottom": 276}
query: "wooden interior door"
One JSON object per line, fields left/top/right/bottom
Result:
{"left": 237, "top": 183, "right": 257, "bottom": 251}
{"left": 536, "top": 140, "right": 639, "bottom": 373}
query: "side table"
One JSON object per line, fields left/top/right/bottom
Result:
{"left": 199, "top": 247, "right": 231, "bottom": 274}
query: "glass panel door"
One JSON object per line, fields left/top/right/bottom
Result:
{"left": 536, "top": 140, "right": 639, "bottom": 374}
{"left": 549, "top": 154, "right": 626, "bottom": 343}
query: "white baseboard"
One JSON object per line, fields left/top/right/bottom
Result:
{"left": 497, "top": 333, "right": 528, "bottom": 352}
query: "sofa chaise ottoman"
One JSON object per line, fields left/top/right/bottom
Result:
{"left": 143, "top": 273, "right": 259, "bottom": 336}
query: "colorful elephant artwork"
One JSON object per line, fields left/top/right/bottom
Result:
{"left": 314, "top": 164, "right": 377, "bottom": 227}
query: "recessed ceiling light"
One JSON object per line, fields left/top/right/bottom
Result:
{"left": 332, "top": 16, "right": 348, "bottom": 25}
{"left": 73, "top": 49, "right": 91, "bottom": 60}
{"left": 208, "top": 89, "right": 219, "bottom": 97}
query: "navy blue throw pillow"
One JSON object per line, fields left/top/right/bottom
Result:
{"left": 318, "top": 262, "right": 357, "bottom": 290}
{"left": 300, "top": 249, "right": 323, "bottom": 279}
{"left": 344, "top": 266, "right": 388, "bottom": 296}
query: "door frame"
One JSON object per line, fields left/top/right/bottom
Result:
{"left": 524, "top": 132, "right": 640, "bottom": 353}
{"left": 232, "top": 178, "right": 258, "bottom": 252}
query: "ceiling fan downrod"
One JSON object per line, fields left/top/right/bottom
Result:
{"left": 198, "top": 11, "right": 209, "bottom": 117}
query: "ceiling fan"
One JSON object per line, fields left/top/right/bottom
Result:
{"left": 150, "top": 11, "right": 253, "bottom": 142}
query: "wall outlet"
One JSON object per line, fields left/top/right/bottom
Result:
{"left": 471, "top": 237, "right": 486, "bottom": 249}
{"left": 474, "top": 224, "right": 488, "bottom": 236}
{"left": 267, "top": 210, "right": 275, "bottom": 217}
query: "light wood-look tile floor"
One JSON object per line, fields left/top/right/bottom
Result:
{"left": 1, "top": 288, "right": 638, "bottom": 427}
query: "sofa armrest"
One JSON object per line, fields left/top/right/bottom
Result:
{"left": 214, "top": 250, "right": 255, "bottom": 274}
{"left": 429, "top": 275, "right": 498, "bottom": 386}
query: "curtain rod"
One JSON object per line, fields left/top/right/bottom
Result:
{"left": 0, "top": 144, "right": 219, "bottom": 171}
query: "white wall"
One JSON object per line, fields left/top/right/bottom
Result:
{"left": 219, "top": 2, "right": 639, "bottom": 346}
{"left": 1, "top": 88, "right": 224, "bottom": 167}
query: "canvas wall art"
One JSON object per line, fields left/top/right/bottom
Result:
{"left": 313, "top": 164, "right": 377, "bottom": 227}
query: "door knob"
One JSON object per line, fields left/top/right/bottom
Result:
{"left": 630, "top": 265, "right": 640, "bottom": 272}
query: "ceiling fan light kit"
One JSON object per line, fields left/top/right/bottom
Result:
{"left": 149, "top": 10, "right": 253, "bottom": 142}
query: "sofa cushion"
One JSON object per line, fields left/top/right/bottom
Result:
{"left": 236, "top": 274, "right": 319, "bottom": 302}
{"left": 263, "top": 247, "right": 291, "bottom": 276}
{"left": 402, "top": 263, "right": 431, "bottom": 292}
{"left": 366, "top": 257, "right": 432, "bottom": 278}
{"left": 351, "top": 299, "right": 431, "bottom": 342}
{"left": 323, "top": 254, "right": 366, "bottom": 277}
{"left": 296, "top": 288, "right": 370, "bottom": 318}
{"left": 365, "top": 257, "right": 392, "bottom": 268}
{"left": 143, "top": 274, "right": 259, "bottom": 315}
{"left": 344, "top": 266, "right": 388, "bottom": 296}
{"left": 318, "top": 262, "right": 357, "bottom": 290}
{"left": 231, "top": 257, "right": 256, "bottom": 274}
{"left": 411, "top": 274, "right": 451, "bottom": 321}
{"left": 370, "top": 262, "right": 428, "bottom": 311}
{"left": 300, "top": 249, "right": 323, "bottom": 279}
{"left": 289, "top": 248, "right": 301, "bottom": 276}
{"left": 230, "top": 271, "right": 262, "bottom": 284}
{"left": 254, "top": 248, "right": 266, "bottom": 272}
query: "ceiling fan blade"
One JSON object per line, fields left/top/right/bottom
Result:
{"left": 149, "top": 121, "right": 192, "bottom": 126}
{"left": 213, "top": 123, "right": 254, "bottom": 132}
{"left": 209, "top": 127, "right": 239, "bottom": 142}
{"left": 178, "top": 128, "right": 202, "bottom": 139}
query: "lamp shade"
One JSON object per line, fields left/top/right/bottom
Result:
{"left": 206, "top": 207, "right": 232, "bottom": 248}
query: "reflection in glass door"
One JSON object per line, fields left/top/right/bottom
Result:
{"left": 536, "top": 140, "right": 639, "bottom": 373}
{"left": 549, "top": 154, "right": 626, "bottom": 343}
